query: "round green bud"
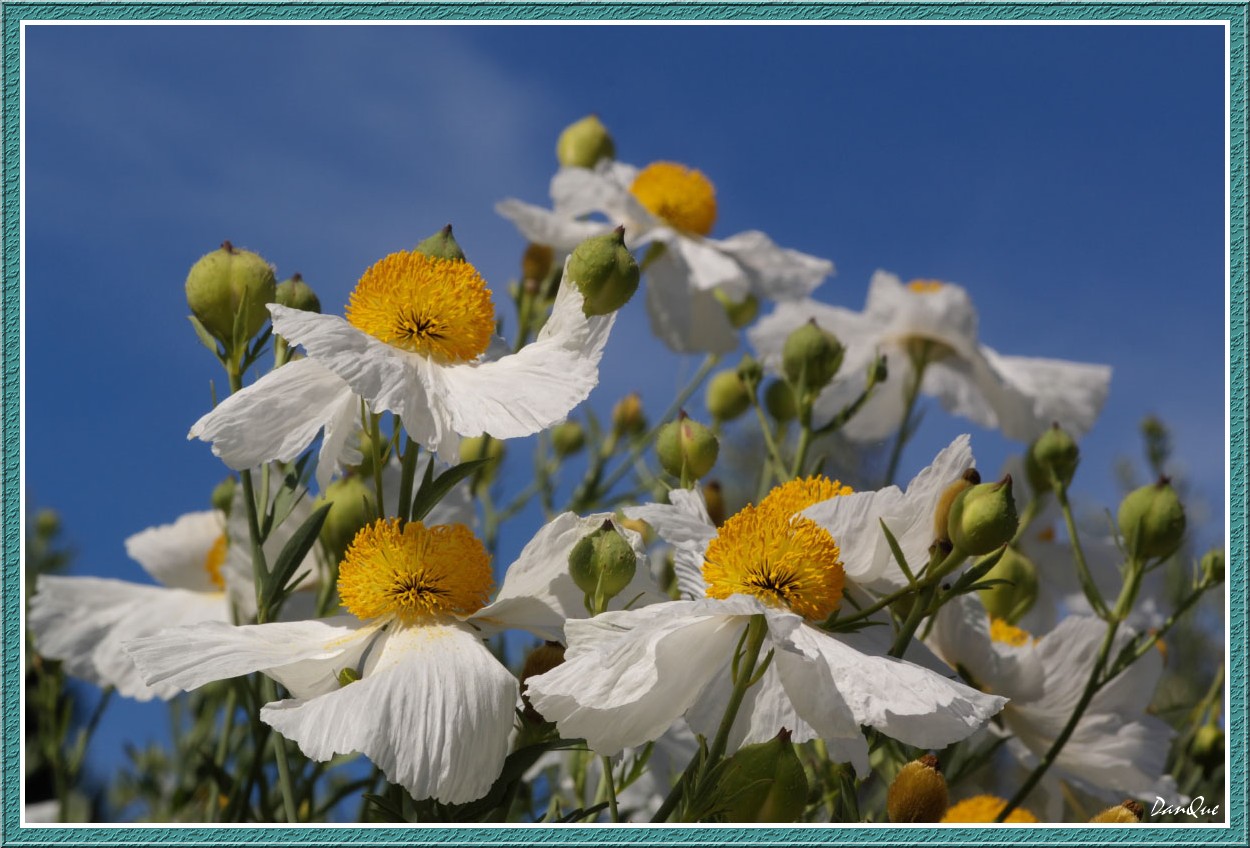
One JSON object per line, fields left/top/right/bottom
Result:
{"left": 459, "top": 435, "right": 506, "bottom": 483}
{"left": 1190, "top": 722, "right": 1224, "bottom": 774}
{"left": 764, "top": 379, "right": 797, "bottom": 423}
{"left": 415, "top": 224, "right": 467, "bottom": 262}
{"left": 211, "top": 476, "right": 237, "bottom": 516}
{"left": 887, "top": 755, "right": 949, "bottom": 824}
{"left": 782, "top": 319, "right": 844, "bottom": 391}
{"left": 612, "top": 393, "right": 646, "bottom": 438}
{"left": 556, "top": 114, "right": 615, "bottom": 168}
{"left": 34, "top": 509, "right": 61, "bottom": 539}
{"left": 185, "top": 241, "right": 277, "bottom": 346}
{"left": 317, "top": 476, "right": 375, "bottom": 562}
{"left": 656, "top": 413, "right": 720, "bottom": 480}
{"left": 1026, "top": 423, "right": 1080, "bottom": 494}
{"left": 551, "top": 420, "right": 587, "bottom": 457}
{"left": 705, "top": 370, "right": 751, "bottom": 423}
{"left": 566, "top": 227, "right": 640, "bottom": 316}
{"left": 274, "top": 273, "right": 321, "bottom": 314}
{"left": 948, "top": 475, "right": 1019, "bottom": 556}
{"left": 977, "top": 547, "right": 1039, "bottom": 624}
{"left": 736, "top": 354, "right": 764, "bottom": 390}
{"left": 1201, "top": 548, "right": 1225, "bottom": 585}
{"left": 568, "top": 520, "right": 638, "bottom": 606}
{"left": 1118, "top": 478, "right": 1186, "bottom": 560}
{"left": 719, "top": 729, "right": 809, "bottom": 823}
{"left": 933, "top": 469, "right": 981, "bottom": 545}
{"left": 713, "top": 289, "right": 760, "bottom": 329}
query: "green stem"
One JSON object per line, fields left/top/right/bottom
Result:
{"left": 883, "top": 352, "right": 930, "bottom": 487}
{"left": 1054, "top": 479, "right": 1110, "bottom": 619}
{"left": 367, "top": 413, "right": 386, "bottom": 519}
{"left": 707, "top": 615, "right": 769, "bottom": 766}
{"left": 262, "top": 677, "right": 300, "bottom": 823}
{"left": 600, "top": 756, "right": 620, "bottom": 822}
{"left": 396, "top": 436, "right": 420, "bottom": 523}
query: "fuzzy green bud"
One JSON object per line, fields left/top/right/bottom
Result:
{"left": 612, "top": 393, "right": 646, "bottom": 438}
{"left": 1201, "top": 548, "right": 1225, "bottom": 585}
{"left": 185, "top": 241, "right": 277, "bottom": 346}
{"left": 705, "top": 370, "right": 751, "bottom": 423}
{"left": 656, "top": 412, "right": 719, "bottom": 480}
{"left": 978, "top": 547, "right": 1039, "bottom": 624}
{"left": 551, "top": 421, "right": 587, "bottom": 457}
{"left": 782, "top": 319, "right": 844, "bottom": 391}
{"left": 764, "top": 379, "right": 797, "bottom": 423}
{"left": 566, "top": 227, "right": 640, "bottom": 316}
{"left": 211, "top": 477, "right": 237, "bottom": 516}
{"left": 1190, "top": 722, "right": 1224, "bottom": 774}
{"left": 933, "top": 469, "right": 981, "bottom": 546}
{"left": 714, "top": 289, "right": 760, "bottom": 329}
{"left": 415, "top": 224, "right": 467, "bottom": 262}
{"left": 568, "top": 520, "right": 638, "bottom": 609}
{"left": 1118, "top": 478, "right": 1186, "bottom": 560}
{"left": 719, "top": 729, "right": 809, "bottom": 823}
{"left": 274, "top": 273, "right": 321, "bottom": 314}
{"left": 736, "top": 354, "right": 764, "bottom": 391}
{"left": 317, "top": 476, "right": 375, "bottom": 561}
{"left": 1026, "top": 423, "right": 1080, "bottom": 494}
{"left": 556, "top": 114, "right": 615, "bottom": 168}
{"left": 459, "top": 435, "right": 505, "bottom": 484}
{"left": 887, "top": 755, "right": 949, "bottom": 823}
{"left": 948, "top": 475, "right": 1019, "bottom": 556}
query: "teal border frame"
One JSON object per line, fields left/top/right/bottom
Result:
{"left": 1, "top": 2, "right": 1245, "bottom": 845}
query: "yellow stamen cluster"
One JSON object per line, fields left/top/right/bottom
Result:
{"left": 346, "top": 251, "right": 495, "bottom": 363}
{"left": 907, "top": 279, "right": 945, "bottom": 294}
{"left": 703, "top": 480, "right": 848, "bottom": 621}
{"left": 203, "top": 534, "right": 228, "bottom": 591}
{"left": 338, "top": 519, "right": 493, "bottom": 623}
{"left": 989, "top": 617, "right": 1034, "bottom": 648}
{"left": 941, "top": 795, "right": 1038, "bottom": 823}
{"left": 629, "top": 162, "right": 718, "bottom": 236}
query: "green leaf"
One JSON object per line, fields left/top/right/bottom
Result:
{"left": 262, "top": 503, "right": 331, "bottom": 611}
{"left": 362, "top": 793, "right": 406, "bottom": 823}
{"left": 187, "top": 314, "right": 224, "bottom": 357}
{"left": 410, "top": 458, "right": 493, "bottom": 522}
{"left": 878, "top": 518, "right": 916, "bottom": 585}
{"left": 267, "top": 455, "right": 313, "bottom": 532}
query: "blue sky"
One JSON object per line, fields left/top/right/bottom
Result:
{"left": 22, "top": 23, "right": 1227, "bottom": 800}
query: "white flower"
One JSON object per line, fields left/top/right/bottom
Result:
{"left": 192, "top": 250, "right": 615, "bottom": 477}
{"left": 748, "top": 271, "right": 1112, "bottom": 442}
{"left": 498, "top": 160, "right": 833, "bottom": 354}
{"left": 526, "top": 477, "right": 1004, "bottom": 770}
{"left": 125, "top": 518, "right": 518, "bottom": 804}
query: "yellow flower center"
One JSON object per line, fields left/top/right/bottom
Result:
{"left": 907, "top": 279, "right": 945, "bottom": 293}
{"left": 703, "top": 478, "right": 849, "bottom": 621}
{"left": 629, "top": 161, "right": 718, "bottom": 236}
{"left": 989, "top": 617, "right": 1034, "bottom": 648}
{"left": 337, "top": 518, "right": 493, "bottom": 623}
{"left": 346, "top": 251, "right": 495, "bottom": 364}
{"left": 941, "top": 795, "right": 1038, "bottom": 823}
{"left": 203, "top": 534, "right": 228, "bottom": 591}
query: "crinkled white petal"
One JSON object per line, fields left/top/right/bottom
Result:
{"left": 494, "top": 198, "right": 611, "bottom": 253}
{"left": 667, "top": 232, "right": 751, "bottom": 298}
{"left": 926, "top": 592, "right": 1045, "bottom": 702}
{"left": 644, "top": 258, "right": 739, "bottom": 354}
{"left": 624, "top": 488, "right": 717, "bottom": 549}
{"left": 549, "top": 162, "right": 640, "bottom": 219}
{"left": 30, "top": 576, "right": 230, "bottom": 701}
{"left": 123, "top": 510, "right": 225, "bottom": 593}
{"left": 713, "top": 229, "right": 834, "bottom": 300}
{"left": 983, "top": 348, "right": 1112, "bottom": 440}
{"left": 261, "top": 622, "right": 518, "bottom": 804}
{"left": 865, "top": 270, "right": 980, "bottom": 351}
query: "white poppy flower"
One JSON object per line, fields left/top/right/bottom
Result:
{"left": 527, "top": 477, "right": 1005, "bottom": 769}
{"left": 748, "top": 271, "right": 1112, "bottom": 443}
{"left": 125, "top": 518, "right": 519, "bottom": 804}
{"left": 192, "top": 250, "right": 615, "bottom": 477}
{"left": 498, "top": 160, "right": 834, "bottom": 354}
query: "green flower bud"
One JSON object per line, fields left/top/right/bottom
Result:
{"left": 887, "top": 755, "right": 949, "bottom": 823}
{"left": 459, "top": 435, "right": 506, "bottom": 484}
{"left": 521, "top": 242, "right": 555, "bottom": 282}
{"left": 719, "top": 729, "right": 808, "bottom": 823}
{"left": 782, "top": 319, "right": 844, "bottom": 391}
{"left": 317, "top": 476, "right": 375, "bottom": 562}
{"left": 34, "top": 509, "right": 61, "bottom": 539}
{"left": 274, "top": 273, "right": 321, "bottom": 314}
{"left": 1026, "top": 423, "right": 1080, "bottom": 494}
{"left": 1118, "top": 478, "right": 1186, "bottom": 560}
{"left": 713, "top": 289, "right": 760, "bottom": 329}
{"left": 1201, "top": 548, "right": 1225, "bottom": 584}
{"left": 415, "top": 224, "right": 467, "bottom": 262}
{"left": 612, "top": 393, "right": 646, "bottom": 438}
{"left": 211, "top": 476, "right": 237, "bottom": 516}
{"left": 978, "top": 547, "right": 1039, "bottom": 624}
{"left": 705, "top": 369, "right": 751, "bottom": 423}
{"left": 566, "top": 227, "right": 640, "bottom": 316}
{"left": 551, "top": 420, "right": 587, "bottom": 457}
{"left": 656, "top": 412, "right": 719, "bottom": 480}
{"left": 556, "top": 114, "right": 615, "bottom": 168}
{"left": 948, "top": 475, "right": 1019, "bottom": 556}
{"left": 736, "top": 354, "right": 764, "bottom": 390}
{"left": 1190, "top": 722, "right": 1224, "bottom": 774}
{"left": 1088, "top": 800, "right": 1145, "bottom": 824}
{"left": 185, "top": 241, "right": 277, "bottom": 346}
{"left": 568, "top": 520, "right": 638, "bottom": 608}
{"left": 764, "top": 379, "right": 797, "bottom": 423}
{"left": 933, "top": 468, "right": 981, "bottom": 545}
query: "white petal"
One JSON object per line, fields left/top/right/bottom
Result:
{"left": 124, "top": 510, "right": 224, "bottom": 592}
{"left": 549, "top": 162, "right": 638, "bottom": 219}
{"left": 802, "top": 489, "right": 905, "bottom": 586}
{"left": 494, "top": 198, "right": 610, "bottom": 252}
{"left": 748, "top": 298, "right": 873, "bottom": 371}
{"left": 29, "top": 576, "right": 229, "bottom": 701}
{"left": 925, "top": 592, "right": 1045, "bottom": 702}
{"left": 865, "top": 271, "right": 980, "bottom": 350}
{"left": 983, "top": 348, "right": 1112, "bottom": 439}
{"left": 625, "top": 488, "right": 716, "bottom": 548}
{"left": 643, "top": 261, "right": 738, "bottom": 354}
{"left": 670, "top": 234, "right": 750, "bottom": 297}
{"left": 261, "top": 623, "right": 518, "bottom": 804}
{"left": 714, "top": 230, "right": 834, "bottom": 300}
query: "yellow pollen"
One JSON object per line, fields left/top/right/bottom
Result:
{"left": 907, "top": 279, "right": 945, "bottom": 294}
{"left": 758, "top": 475, "right": 854, "bottom": 519}
{"left": 989, "top": 617, "right": 1033, "bottom": 648}
{"left": 346, "top": 251, "right": 495, "bottom": 364}
{"left": 203, "top": 534, "right": 228, "bottom": 590}
{"left": 703, "top": 499, "right": 845, "bottom": 621}
{"left": 941, "top": 795, "right": 1038, "bottom": 823}
{"left": 629, "top": 161, "right": 718, "bottom": 236}
{"left": 337, "top": 519, "right": 493, "bottom": 623}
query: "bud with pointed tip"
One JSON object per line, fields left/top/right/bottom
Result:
{"left": 415, "top": 224, "right": 467, "bottom": 262}
{"left": 211, "top": 476, "right": 237, "bottom": 516}
{"left": 551, "top": 420, "right": 587, "bottom": 457}
{"left": 705, "top": 369, "right": 751, "bottom": 423}
{"left": 1118, "top": 478, "right": 1186, "bottom": 560}
{"left": 887, "top": 754, "right": 949, "bottom": 823}
{"left": 1026, "top": 423, "right": 1080, "bottom": 494}
{"left": 782, "top": 319, "right": 844, "bottom": 391}
{"left": 566, "top": 227, "right": 640, "bottom": 316}
{"left": 978, "top": 546, "right": 1039, "bottom": 624}
{"left": 719, "top": 728, "right": 808, "bottom": 823}
{"left": 1201, "top": 548, "right": 1225, "bottom": 585}
{"left": 274, "top": 273, "right": 321, "bottom": 314}
{"left": 185, "top": 241, "right": 277, "bottom": 346}
{"left": 764, "top": 379, "right": 797, "bottom": 423}
{"left": 933, "top": 469, "right": 981, "bottom": 546}
{"left": 656, "top": 412, "right": 719, "bottom": 480}
{"left": 1088, "top": 800, "right": 1145, "bottom": 823}
{"left": 556, "top": 114, "right": 615, "bottom": 168}
{"left": 948, "top": 475, "right": 1019, "bottom": 556}
{"left": 568, "top": 520, "right": 638, "bottom": 610}
{"left": 612, "top": 392, "right": 646, "bottom": 438}
{"left": 713, "top": 289, "right": 760, "bottom": 329}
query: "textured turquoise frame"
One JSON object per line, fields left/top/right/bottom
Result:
{"left": 2, "top": 2, "right": 1245, "bottom": 845}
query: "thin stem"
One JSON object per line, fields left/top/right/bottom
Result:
{"left": 1054, "top": 479, "right": 1110, "bottom": 619}
{"left": 883, "top": 352, "right": 929, "bottom": 487}
{"left": 368, "top": 413, "right": 386, "bottom": 519}
{"left": 707, "top": 615, "right": 769, "bottom": 765}
{"left": 262, "top": 677, "right": 300, "bottom": 823}
{"left": 396, "top": 436, "right": 420, "bottom": 523}
{"left": 600, "top": 756, "right": 620, "bottom": 822}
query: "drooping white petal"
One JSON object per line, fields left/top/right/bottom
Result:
{"left": 666, "top": 232, "right": 751, "bottom": 298}
{"left": 714, "top": 229, "right": 834, "bottom": 300}
{"left": 624, "top": 488, "right": 717, "bottom": 549}
{"left": 549, "top": 162, "right": 641, "bottom": 219}
{"left": 30, "top": 576, "right": 229, "bottom": 701}
{"left": 864, "top": 270, "right": 980, "bottom": 351}
{"left": 494, "top": 198, "right": 611, "bottom": 253}
{"left": 983, "top": 348, "right": 1112, "bottom": 440}
{"left": 123, "top": 510, "right": 224, "bottom": 593}
{"left": 261, "top": 622, "right": 518, "bottom": 805}
{"left": 925, "top": 592, "right": 1045, "bottom": 702}
{"left": 643, "top": 260, "right": 739, "bottom": 354}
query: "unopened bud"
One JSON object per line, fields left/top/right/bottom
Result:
{"left": 185, "top": 241, "right": 277, "bottom": 346}
{"left": 1201, "top": 548, "right": 1225, "bottom": 584}
{"left": 459, "top": 435, "right": 505, "bottom": 484}
{"left": 415, "top": 224, "right": 467, "bottom": 262}
{"left": 1190, "top": 721, "right": 1224, "bottom": 774}
{"left": 556, "top": 114, "right": 615, "bottom": 168}
{"left": 933, "top": 469, "right": 981, "bottom": 546}
{"left": 764, "top": 379, "right": 797, "bottom": 423}
{"left": 887, "top": 755, "right": 949, "bottom": 823}
{"left": 211, "top": 477, "right": 237, "bottom": 516}
{"left": 656, "top": 412, "right": 719, "bottom": 480}
{"left": 713, "top": 289, "right": 760, "bottom": 329}
{"left": 317, "top": 476, "right": 375, "bottom": 561}
{"left": 274, "top": 273, "right": 321, "bottom": 314}
{"left": 703, "top": 481, "right": 726, "bottom": 527}
{"left": 566, "top": 227, "right": 640, "bottom": 316}
{"left": 705, "top": 370, "right": 751, "bottom": 422}
{"left": 612, "top": 393, "right": 646, "bottom": 438}
{"left": 551, "top": 420, "right": 587, "bottom": 457}
{"left": 520, "top": 641, "right": 566, "bottom": 723}
{"left": 568, "top": 520, "right": 638, "bottom": 609}
{"left": 34, "top": 509, "right": 61, "bottom": 539}
{"left": 948, "top": 475, "right": 1019, "bottom": 556}
{"left": 1118, "top": 478, "right": 1186, "bottom": 560}
{"left": 1026, "top": 423, "right": 1080, "bottom": 494}
{"left": 978, "top": 547, "right": 1039, "bottom": 624}
{"left": 719, "top": 729, "right": 808, "bottom": 823}
{"left": 782, "top": 319, "right": 844, "bottom": 390}
{"left": 521, "top": 242, "right": 555, "bottom": 282}
{"left": 1089, "top": 800, "right": 1145, "bottom": 823}
{"left": 736, "top": 354, "right": 764, "bottom": 390}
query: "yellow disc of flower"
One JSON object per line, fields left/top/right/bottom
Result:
{"left": 203, "top": 533, "right": 228, "bottom": 591}
{"left": 941, "top": 795, "right": 1038, "bottom": 823}
{"left": 758, "top": 475, "right": 854, "bottom": 520}
{"left": 630, "top": 162, "right": 718, "bottom": 237}
{"left": 989, "top": 617, "right": 1033, "bottom": 648}
{"left": 907, "top": 279, "right": 945, "bottom": 294}
{"left": 346, "top": 251, "right": 495, "bottom": 364}
{"left": 339, "top": 518, "right": 494, "bottom": 623}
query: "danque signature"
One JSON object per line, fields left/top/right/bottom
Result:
{"left": 1151, "top": 796, "right": 1221, "bottom": 818}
